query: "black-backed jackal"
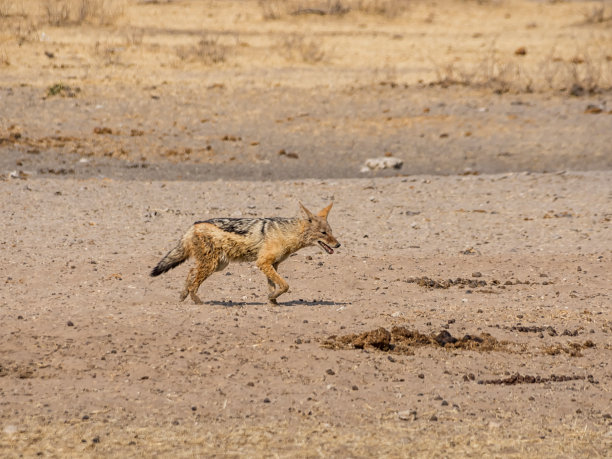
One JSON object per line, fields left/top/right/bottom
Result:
{"left": 150, "top": 202, "right": 340, "bottom": 304}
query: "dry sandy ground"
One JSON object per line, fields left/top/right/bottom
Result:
{"left": 1, "top": 0, "right": 612, "bottom": 457}
{"left": 1, "top": 172, "right": 610, "bottom": 456}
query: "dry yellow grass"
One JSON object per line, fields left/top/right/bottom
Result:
{"left": 0, "top": 0, "right": 610, "bottom": 92}
{"left": 1, "top": 417, "right": 609, "bottom": 457}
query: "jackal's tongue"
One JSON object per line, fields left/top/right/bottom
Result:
{"left": 319, "top": 241, "right": 334, "bottom": 254}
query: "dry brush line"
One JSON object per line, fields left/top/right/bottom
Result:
{"left": 432, "top": 41, "right": 612, "bottom": 95}
{"left": 259, "top": 0, "right": 410, "bottom": 19}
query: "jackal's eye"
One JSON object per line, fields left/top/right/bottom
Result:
{"left": 321, "top": 230, "right": 327, "bottom": 235}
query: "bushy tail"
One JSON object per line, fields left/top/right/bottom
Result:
{"left": 150, "top": 240, "right": 189, "bottom": 277}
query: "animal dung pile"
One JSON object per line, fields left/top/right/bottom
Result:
{"left": 322, "top": 326, "right": 507, "bottom": 354}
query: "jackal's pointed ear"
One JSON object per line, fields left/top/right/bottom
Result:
{"left": 318, "top": 202, "right": 333, "bottom": 219}
{"left": 299, "top": 202, "right": 315, "bottom": 221}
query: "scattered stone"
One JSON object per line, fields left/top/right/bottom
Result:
{"left": 569, "top": 84, "right": 585, "bottom": 97}
{"left": 510, "top": 325, "right": 557, "bottom": 336}
{"left": 326, "top": 369, "right": 335, "bottom": 375}
{"left": 278, "top": 149, "right": 299, "bottom": 159}
{"left": 478, "top": 373, "right": 596, "bottom": 385}
{"left": 67, "top": 320, "right": 74, "bottom": 327}
{"left": 406, "top": 276, "right": 487, "bottom": 289}
{"left": 398, "top": 410, "right": 417, "bottom": 421}
{"left": 472, "top": 272, "right": 482, "bottom": 278}
{"left": 514, "top": 46, "right": 527, "bottom": 55}
{"left": 543, "top": 340, "right": 594, "bottom": 357}
{"left": 361, "top": 157, "right": 403, "bottom": 172}
{"left": 585, "top": 103, "right": 606, "bottom": 114}
{"left": 93, "top": 127, "right": 113, "bottom": 135}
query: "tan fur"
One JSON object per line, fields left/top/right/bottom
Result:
{"left": 151, "top": 202, "right": 340, "bottom": 304}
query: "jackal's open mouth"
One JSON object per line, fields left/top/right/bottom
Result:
{"left": 318, "top": 241, "right": 334, "bottom": 254}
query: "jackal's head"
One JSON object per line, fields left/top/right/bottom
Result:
{"left": 299, "top": 202, "right": 341, "bottom": 254}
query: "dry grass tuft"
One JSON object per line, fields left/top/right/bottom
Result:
{"left": 280, "top": 34, "right": 326, "bottom": 64}
{"left": 580, "top": 1, "right": 612, "bottom": 25}
{"left": 44, "top": 0, "right": 125, "bottom": 26}
{"left": 0, "top": 0, "right": 13, "bottom": 17}
{"left": 176, "top": 34, "right": 228, "bottom": 65}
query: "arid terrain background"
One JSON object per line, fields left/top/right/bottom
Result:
{"left": 1, "top": 0, "right": 611, "bottom": 456}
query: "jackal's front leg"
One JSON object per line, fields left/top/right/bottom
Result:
{"left": 257, "top": 260, "right": 288, "bottom": 304}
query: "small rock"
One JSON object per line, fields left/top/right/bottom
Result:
{"left": 326, "top": 369, "right": 335, "bottom": 375}
{"left": 263, "top": 397, "right": 271, "bottom": 403}
{"left": 67, "top": 320, "right": 74, "bottom": 327}
{"left": 585, "top": 103, "right": 606, "bottom": 114}
{"left": 569, "top": 84, "right": 585, "bottom": 97}
{"left": 398, "top": 410, "right": 417, "bottom": 421}
{"left": 472, "top": 272, "right": 482, "bottom": 278}
{"left": 362, "top": 157, "right": 403, "bottom": 171}
{"left": 514, "top": 46, "right": 527, "bottom": 55}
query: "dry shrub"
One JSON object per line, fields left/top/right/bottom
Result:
{"left": 433, "top": 46, "right": 529, "bottom": 94}
{"left": 44, "top": 0, "right": 124, "bottom": 26}
{"left": 0, "top": 47, "right": 9, "bottom": 66}
{"left": 45, "top": 0, "right": 70, "bottom": 25}
{"left": 259, "top": 0, "right": 409, "bottom": 19}
{"left": 259, "top": 0, "right": 284, "bottom": 19}
{"left": 122, "top": 27, "right": 144, "bottom": 46}
{"left": 177, "top": 34, "right": 227, "bottom": 65}
{"left": 580, "top": 1, "right": 612, "bottom": 25}
{"left": 353, "top": 0, "right": 410, "bottom": 17}
{"left": 0, "top": 0, "right": 12, "bottom": 17}
{"left": 93, "top": 40, "right": 123, "bottom": 65}
{"left": 280, "top": 34, "right": 326, "bottom": 64}
{"left": 540, "top": 45, "right": 612, "bottom": 94}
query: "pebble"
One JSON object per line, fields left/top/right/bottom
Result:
{"left": 398, "top": 410, "right": 417, "bottom": 421}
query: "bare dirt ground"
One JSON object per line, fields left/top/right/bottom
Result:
{"left": 1, "top": 0, "right": 611, "bottom": 457}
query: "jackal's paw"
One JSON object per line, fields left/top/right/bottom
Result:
{"left": 268, "top": 297, "right": 278, "bottom": 305}
{"left": 179, "top": 291, "right": 188, "bottom": 302}
{"left": 191, "top": 295, "right": 203, "bottom": 305}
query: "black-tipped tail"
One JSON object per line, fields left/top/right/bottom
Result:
{"left": 150, "top": 243, "right": 188, "bottom": 277}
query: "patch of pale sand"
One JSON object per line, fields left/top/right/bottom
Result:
{"left": 0, "top": 172, "right": 610, "bottom": 456}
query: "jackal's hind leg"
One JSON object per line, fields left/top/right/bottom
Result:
{"left": 189, "top": 257, "right": 219, "bottom": 305}
{"left": 180, "top": 267, "right": 196, "bottom": 301}
{"left": 186, "top": 235, "right": 221, "bottom": 305}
